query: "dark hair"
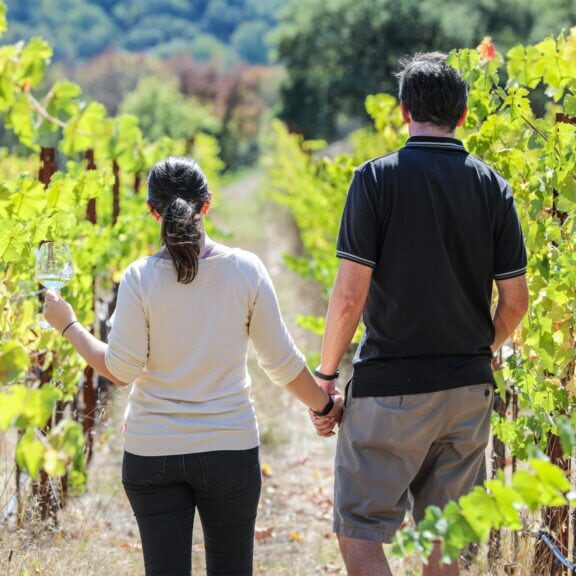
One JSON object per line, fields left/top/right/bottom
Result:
{"left": 396, "top": 52, "right": 468, "bottom": 131}
{"left": 147, "top": 156, "right": 210, "bottom": 284}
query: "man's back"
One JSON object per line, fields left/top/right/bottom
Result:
{"left": 337, "top": 135, "right": 526, "bottom": 395}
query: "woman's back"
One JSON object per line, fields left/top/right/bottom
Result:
{"left": 106, "top": 246, "right": 305, "bottom": 456}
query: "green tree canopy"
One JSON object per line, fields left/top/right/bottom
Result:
{"left": 119, "top": 76, "right": 221, "bottom": 141}
{"left": 3, "top": 0, "right": 280, "bottom": 63}
{"left": 275, "top": 0, "right": 576, "bottom": 138}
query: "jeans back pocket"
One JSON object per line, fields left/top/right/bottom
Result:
{"left": 198, "top": 448, "right": 258, "bottom": 495}
{"left": 122, "top": 452, "right": 166, "bottom": 486}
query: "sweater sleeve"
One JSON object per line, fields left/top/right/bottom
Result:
{"left": 105, "top": 264, "right": 149, "bottom": 383}
{"left": 248, "top": 258, "right": 306, "bottom": 387}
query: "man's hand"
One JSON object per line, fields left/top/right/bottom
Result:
{"left": 308, "top": 394, "right": 344, "bottom": 437}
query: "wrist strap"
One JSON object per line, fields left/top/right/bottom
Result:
{"left": 314, "top": 367, "right": 340, "bottom": 381}
{"left": 62, "top": 320, "right": 79, "bottom": 337}
{"left": 312, "top": 395, "right": 334, "bottom": 417}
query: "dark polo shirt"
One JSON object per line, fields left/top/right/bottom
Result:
{"left": 337, "top": 136, "right": 527, "bottom": 397}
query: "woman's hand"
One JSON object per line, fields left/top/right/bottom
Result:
{"left": 43, "top": 291, "right": 76, "bottom": 333}
{"left": 309, "top": 394, "right": 344, "bottom": 437}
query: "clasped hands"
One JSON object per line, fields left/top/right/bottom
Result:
{"left": 309, "top": 383, "right": 344, "bottom": 438}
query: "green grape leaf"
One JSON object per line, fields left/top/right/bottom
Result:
{"left": 459, "top": 488, "right": 502, "bottom": 540}
{"left": 51, "top": 80, "right": 82, "bottom": 101}
{"left": 22, "top": 385, "right": 62, "bottom": 428}
{"left": 18, "top": 37, "right": 52, "bottom": 89}
{"left": 61, "top": 102, "right": 107, "bottom": 155}
{"left": 484, "top": 480, "right": 523, "bottom": 530}
{"left": 502, "top": 87, "right": 532, "bottom": 121}
{"left": 0, "top": 384, "right": 28, "bottom": 430}
{"left": 48, "top": 211, "right": 77, "bottom": 239}
{"left": 446, "top": 49, "right": 481, "bottom": 85}
{"left": 15, "top": 429, "right": 45, "bottom": 479}
{"left": 112, "top": 114, "right": 144, "bottom": 172}
{"left": 6, "top": 94, "right": 37, "bottom": 150}
{"left": 40, "top": 81, "right": 81, "bottom": 137}
{"left": 0, "top": 340, "right": 30, "bottom": 383}
{"left": 530, "top": 459, "right": 571, "bottom": 494}
{"left": 507, "top": 44, "right": 545, "bottom": 88}
{"left": 562, "top": 91, "right": 576, "bottom": 118}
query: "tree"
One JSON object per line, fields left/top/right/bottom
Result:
{"left": 274, "top": 0, "right": 576, "bottom": 138}
{"left": 231, "top": 20, "right": 270, "bottom": 63}
{"left": 119, "top": 76, "right": 221, "bottom": 141}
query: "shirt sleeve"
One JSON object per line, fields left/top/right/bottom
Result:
{"left": 336, "top": 164, "right": 381, "bottom": 268}
{"left": 494, "top": 185, "right": 528, "bottom": 280}
{"left": 248, "top": 258, "right": 306, "bottom": 387}
{"left": 105, "top": 265, "right": 149, "bottom": 383}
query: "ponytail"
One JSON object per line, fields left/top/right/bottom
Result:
{"left": 147, "top": 157, "right": 211, "bottom": 284}
{"left": 161, "top": 197, "right": 203, "bottom": 284}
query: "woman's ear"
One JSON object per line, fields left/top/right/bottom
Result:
{"left": 146, "top": 200, "right": 162, "bottom": 222}
{"left": 200, "top": 197, "right": 211, "bottom": 216}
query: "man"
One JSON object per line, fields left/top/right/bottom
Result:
{"left": 311, "top": 53, "right": 529, "bottom": 576}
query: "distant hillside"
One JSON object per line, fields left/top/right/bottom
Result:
{"left": 3, "top": 0, "right": 285, "bottom": 63}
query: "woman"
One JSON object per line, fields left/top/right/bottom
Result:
{"left": 44, "top": 156, "right": 342, "bottom": 576}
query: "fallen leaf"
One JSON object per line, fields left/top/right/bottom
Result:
{"left": 289, "top": 531, "right": 304, "bottom": 542}
{"left": 255, "top": 526, "right": 274, "bottom": 542}
{"left": 261, "top": 463, "right": 274, "bottom": 477}
{"left": 120, "top": 542, "right": 142, "bottom": 552}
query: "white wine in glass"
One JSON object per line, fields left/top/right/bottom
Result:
{"left": 35, "top": 242, "right": 74, "bottom": 329}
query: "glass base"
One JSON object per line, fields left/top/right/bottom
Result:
{"left": 38, "top": 320, "right": 53, "bottom": 330}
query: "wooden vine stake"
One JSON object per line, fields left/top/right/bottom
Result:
{"left": 488, "top": 348, "right": 511, "bottom": 568}
{"left": 533, "top": 112, "right": 576, "bottom": 576}
{"left": 82, "top": 149, "right": 98, "bottom": 463}
{"left": 112, "top": 160, "right": 120, "bottom": 226}
{"left": 23, "top": 147, "right": 63, "bottom": 523}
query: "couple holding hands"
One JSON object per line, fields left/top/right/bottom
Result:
{"left": 44, "top": 52, "right": 528, "bottom": 576}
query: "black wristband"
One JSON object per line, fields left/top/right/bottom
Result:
{"left": 62, "top": 320, "right": 79, "bottom": 337}
{"left": 314, "top": 368, "right": 340, "bottom": 381}
{"left": 312, "top": 395, "right": 334, "bottom": 417}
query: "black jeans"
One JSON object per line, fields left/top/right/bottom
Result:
{"left": 122, "top": 447, "right": 262, "bottom": 576}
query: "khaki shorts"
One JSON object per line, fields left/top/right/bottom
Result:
{"left": 333, "top": 382, "right": 493, "bottom": 543}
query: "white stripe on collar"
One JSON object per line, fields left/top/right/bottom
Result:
{"left": 405, "top": 141, "right": 465, "bottom": 151}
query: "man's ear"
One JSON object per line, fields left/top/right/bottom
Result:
{"left": 456, "top": 106, "right": 468, "bottom": 127}
{"left": 400, "top": 101, "right": 412, "bottom": 124}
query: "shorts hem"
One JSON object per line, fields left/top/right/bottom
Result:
{"left": 333, "top": 521, "right": 397, "bottom": 544}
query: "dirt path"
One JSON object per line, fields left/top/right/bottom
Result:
{"left": 1, "top": 171, "right": 415, "bottom": 576}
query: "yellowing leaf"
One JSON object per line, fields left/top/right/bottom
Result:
{"left": 43, "top": 448, "right": 67, "bottom": 477}
{"left": 0, "top": 384, "right": 28, "bottom": 430}
{"left": 0, "top": 340, "right": 30, "bottom": 383}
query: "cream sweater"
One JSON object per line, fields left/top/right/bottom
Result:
{"left": 104, "top": 247, "right": 306, "bottom": 456}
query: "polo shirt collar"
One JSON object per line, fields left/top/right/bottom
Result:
{"left": 405, "top": 136, "right": 466, "bottom": 152}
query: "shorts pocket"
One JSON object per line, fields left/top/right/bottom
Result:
{"left": 373, "top": 392, "right": 431, "bottom": 410}
{"left": 467, "top": 383, "right": 493, "bottom": 399}
{"left": 344, "top": 378, "right": 353, "bottom": 409}
{"left": 199, "top": 448, "right": 255, "bottom": 494}
{"left": 122, "top": 452, "right": 166, "bottom": 486}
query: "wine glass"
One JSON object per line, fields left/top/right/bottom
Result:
{"left": 35, "top": 242, "right": 74, "bottom": 329}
